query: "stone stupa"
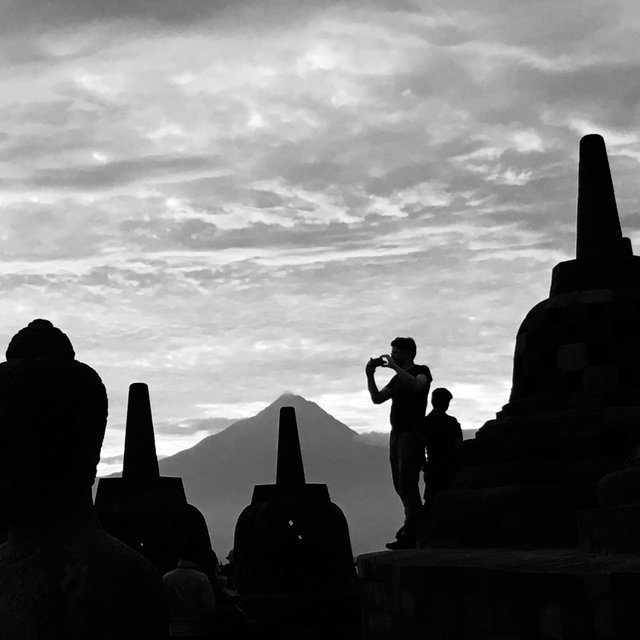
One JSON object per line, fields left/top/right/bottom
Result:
{"left": 95, "top": 382, "right": 218, "bottom": 579}
{"left": 424, "top": 134, "right": 640, "bottom": 548}
{"left": 233, "top": 405, "right": 359, "bottom": 637}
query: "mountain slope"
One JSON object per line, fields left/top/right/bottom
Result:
{"left": 159, "top": 392, "right": 402, "bottom": 556}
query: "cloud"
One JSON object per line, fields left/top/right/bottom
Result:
{"left": 25, "top": 154, "right": 223, "bottom": 191}
{"left": 1, "top": 0, "right": 412, "bottom": 43}
{"left": 3, "top": 0, "right": 640, "bottom": 468}
{"left": 2, "top": 0, "right": 232, "bottom": 31}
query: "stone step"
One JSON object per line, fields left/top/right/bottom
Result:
{"left": 432, "top": 482, "right": 597, "bottom": 516}
{"left": 422, "top": 482, "right": 600, "bottom": 548}
{"left": 464, "top": 423, "right": 638, "bottom": 465}
{"left": 452, "top": 456, "right": 621, "bottom": 489}
{"left": 418, "top": 508, "right": 579, "bottom": 548}
{"left": 578, "top": 505, "right": 640, "bottom": 554}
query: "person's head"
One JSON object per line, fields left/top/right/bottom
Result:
{"left": 390, "top": 337, "right": 417, "bottom": 365}
{"left": 431, "top": 387, "right": 453, "bottom": 411}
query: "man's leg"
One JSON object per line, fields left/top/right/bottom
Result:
{"left": 396, "top": 432, "right": 425, "bottom": 540}
{"left": 388, "top": 433, "right": 406, "bottom": 540}
{"left": 389, "top": 432, "right": 402, "bottom": 497}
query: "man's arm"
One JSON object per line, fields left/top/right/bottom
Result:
{"left": 366, "top": 358, "right": 392, "bottom": 404}
{"left": 384, "top": 356, "right": 431, "bottom": 394}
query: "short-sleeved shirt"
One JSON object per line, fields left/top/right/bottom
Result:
{"left": 387, "top": 364, "right": 432, "bottom": 433}
{"left": 422, "top": 410, "right": 463, "bottom": 467}
{"left": 163, "top": 560, "right": 216, "bottom": 638}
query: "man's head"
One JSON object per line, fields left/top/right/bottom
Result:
{"left": 390, "top": 337, "right": 416, "bottom": 366}
{"left": 431, "top": 387, "right": 453, "bottom": 411}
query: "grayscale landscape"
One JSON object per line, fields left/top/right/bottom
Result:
{"left": 159, "top": 393, "right": 401, "bottom": 556}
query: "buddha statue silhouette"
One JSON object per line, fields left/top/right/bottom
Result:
{"left": 0, "top": 319, "right": 166, "bottom": 639}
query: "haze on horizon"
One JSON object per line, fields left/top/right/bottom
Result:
{"left": 3, "top": 0, "right": 640, "bottom": 475}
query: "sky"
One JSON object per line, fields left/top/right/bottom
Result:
{"left": 3, "top": 0, "right": 640, "bottom": 476}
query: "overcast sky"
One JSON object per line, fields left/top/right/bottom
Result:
{"left": 3, "top": 0, "right": 640, "bottom": 475}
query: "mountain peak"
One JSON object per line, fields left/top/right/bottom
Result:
{"left": 166, "top": 392, "right": 358, "bottom": 460}
{"left": 264, "top": 392, "right": 316, "bottom": 412}
{"left": 275, "top": 391, "right": 301, "bottom": 401}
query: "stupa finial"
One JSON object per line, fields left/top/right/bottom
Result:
{"left": 576, "top": 134, "right": 632, "bottom": 260}
{"left": 122, "top": 382, "right": 160, "bottom": 482}
{"left": 275, "top": 406, "right": 306, "bottom": 487}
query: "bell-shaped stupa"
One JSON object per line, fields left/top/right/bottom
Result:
{"left": 95, "top": 382, "right": 217, "bottom": 578}
{"left": 233, "top": 406, "right": 359, "bottom": 636}
{"left": 424, "top": 135, "right": 640, "bottom": 548}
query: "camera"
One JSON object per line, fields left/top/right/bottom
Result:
{"left": 371, "top": 356, "right": 387, "bottom": 367}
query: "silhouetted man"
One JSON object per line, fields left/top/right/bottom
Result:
{"left": 422, "top": 388, "right": 463, "bottom": 517}
{"left": 163, "top": 540, "right": 216, "bottom": 639}
{"left": 366, "top": 337, "right": 432, "bottom": 549}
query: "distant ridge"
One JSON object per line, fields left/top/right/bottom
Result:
{"left": 169, "top": 392, "right": 360, "bottom": 457}
{"left": 158, "top": 393, "right": 401, "bottom": 556}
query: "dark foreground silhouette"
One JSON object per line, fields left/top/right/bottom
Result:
{"left": 0, "top": 319, "right": 166, "bottom": 640}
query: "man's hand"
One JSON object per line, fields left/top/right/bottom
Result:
{"left": 382, "top": 354, "right": 400, "bottom": 372}
{"left": 367, "top": 359, "right": 392, "bottom": 404}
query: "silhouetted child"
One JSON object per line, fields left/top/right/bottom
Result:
{"left": 421, "top": 388, "right": 463, "bottom": 517}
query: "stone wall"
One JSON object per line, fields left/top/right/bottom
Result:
{"left": 358, "top": 548, "right": 640, "bottom": 640}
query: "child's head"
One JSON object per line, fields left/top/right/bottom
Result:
{"left": 431, "top": 387, "right": 453, "bottom": 411}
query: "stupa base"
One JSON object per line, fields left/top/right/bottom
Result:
{"left": 358, "top": 547, "right": 640, "bottom": 640}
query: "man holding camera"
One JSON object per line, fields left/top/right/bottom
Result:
{"left": 366, "top": 337, "right": 432, "bottom": 550}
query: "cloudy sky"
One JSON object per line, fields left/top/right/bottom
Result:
{"left": 3, "top": 0, "right": 640, "bottom": 475}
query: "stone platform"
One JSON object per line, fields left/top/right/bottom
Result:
{"left": 578, "top": 505, "right": 640, "bottom": 555}
{"left": 358, "top": 547, "right": 640, "bottom": 639}
{"left": 239, "top": 592, "right": 362, "bottom": 639}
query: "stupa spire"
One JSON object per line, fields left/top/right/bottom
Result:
{"left": 576, "top": 134, "right": 631, "bottom": 260}
{"left": 122, "top": 382, "right": 160, "bottom": 482}
{"left": 275, "top": 406, "right": 306, "bottom": 487}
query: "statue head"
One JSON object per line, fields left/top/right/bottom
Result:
{"left": 0, "top": 319, "right": 108, "bottom": 498}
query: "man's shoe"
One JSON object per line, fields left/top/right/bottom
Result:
{"left": 385, "top": 537, "right": 415, "bottom": 550}
{"left": 394, "top": 526, "right": 406, "bottom": 540}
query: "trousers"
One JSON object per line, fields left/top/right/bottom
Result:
{"left": 389, "top": 431, "right": 425, "bottom": 536}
